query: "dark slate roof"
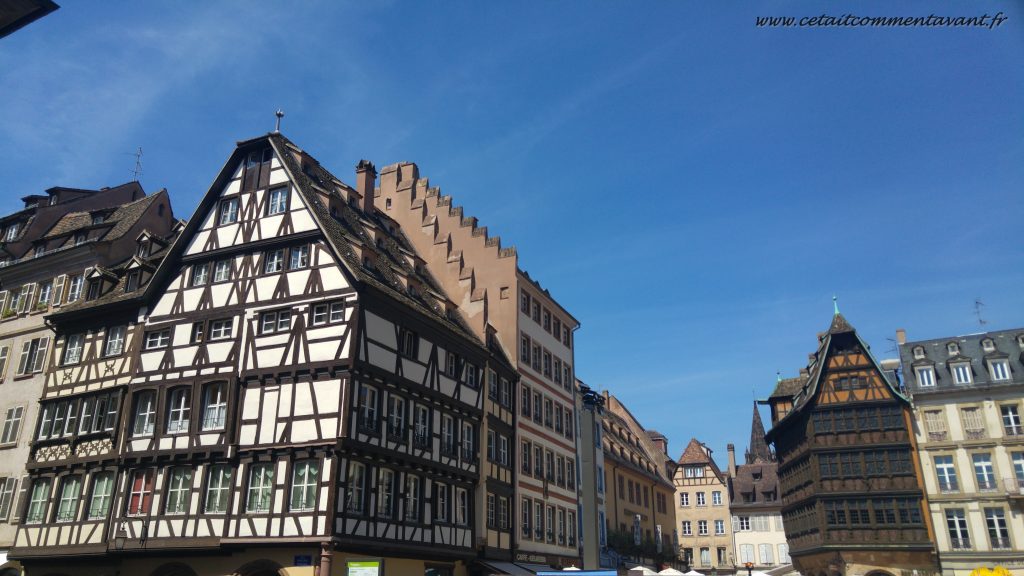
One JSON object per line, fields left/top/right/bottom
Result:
{"left": 43, "top": 192, "right": 160, "bottom": 241}
{"left": 267, "top": 134, "right": 482, "bottom": 346}
{"left": 770, "top": 376, "right": 805, "bottom": 399}
{"left": 729, "top": 461, "right": 780, "bottom": 511}
{"left": 899, "top": 327, "right": 1024, "bottom": 395}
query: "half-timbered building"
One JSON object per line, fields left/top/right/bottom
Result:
{"left": 764, "top": 312, "right": 940, "bottom": 576}
{"left": 377, "top": 160, "right": 582, "bottom": 572}
{"left": 0, "top": 183, "right": 173, "bottom": 575}
{"left": 12, "top": 133, "right": 508, "bottom": 576}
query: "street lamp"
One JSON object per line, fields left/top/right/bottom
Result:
{"left": 114, "top": 524, "right": 128, "bottom": 551}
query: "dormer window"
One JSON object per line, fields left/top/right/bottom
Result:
{"left": 913, "top": 346, "right": 926, "bottom": 360}
{"left": 981, "top": 339, "right": 996, "bottom": 353}
{"left": 49, "top": 195, "right": 59, "bottom": 206}
{"left": 947, "top": 342, "right": 960, "bottom": 355}
{"left": 137, "top": 242, "right": 149, "bottom": 257}
{"left": 4, "top": 224, "right": 18, "bottom": 241}
{"left": 952, "top": 363, "right": 972, "bottom": 385}
{"left": 1018, "top": 334, "right": 1024, "bottom": 349}
{"left": 124, "top": 271, "right": 140, "bottom": 293}
{"left": 74, "top": 233, "right": 87, "bottom": 246}
{"left": 91, "top": 214, "right": 105, "bottom": 225}
{"left": 915, "top": 366, "right": 936, "bottom": 387}
{"left": 989, "top": 360, "right": 1010, "bottom": 382}
{"left": 86, "top": 280, "right": 101, "bottom": 300}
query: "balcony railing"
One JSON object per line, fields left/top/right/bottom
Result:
{"left": 950, "top": 537, "right": 971, "bottom": 550}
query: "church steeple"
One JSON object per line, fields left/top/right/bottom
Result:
{"left": 745, "top": 402, "right": 774, "bottom": 464}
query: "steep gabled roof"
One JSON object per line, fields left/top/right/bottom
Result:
{"left": 746, "top": 403, "right": 773, "bottom": 464}
{"left": 766, "top": 312, "right": 910, "bottom": 442}
{"left": 677, "top": 438, "right": 709, "bottom": 465}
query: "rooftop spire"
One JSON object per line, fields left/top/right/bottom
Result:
{"left": 745, "top": 402, "right": 773, "bottom": 464}
{"left": 833, "top": 294, "right": 840, "bottom": 316}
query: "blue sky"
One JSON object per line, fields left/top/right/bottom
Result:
{"left": 2, "top": 1, "right": 1022, "bottom": 462}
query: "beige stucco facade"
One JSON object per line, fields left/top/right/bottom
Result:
{"left": 674, "top": 439, "right": 735, "bottom": 573}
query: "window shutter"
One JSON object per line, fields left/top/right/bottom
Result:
{"left": 52, "top": 274, "right": 67, "bottom": 307}
{"left": 0, "top": 291, "right": 7, "bottom": 314}
{"left": 16, "top": 341, "right": 32, "bottom": 375}
{"left": 0, "top": 477, "right": 16, "bottom": 519}
{"left": 32, "top": 337, "right": 50, "bottom": 373}
{"left": 10, "top": 475, "right": 27, "bottom": 524}
{"left": 0, "top": 345, "right": 8, "bottom": 380}
{"left": 17, "top": 286, "right": 31, "bottom": 314}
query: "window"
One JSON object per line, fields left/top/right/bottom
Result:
{"left": 696, "top": 492, "right": 706, "bottom": 506}
{"left": 952, "top": 363, "right": 972, "bottom": 384}
{"left": 3, "top": 224, "right": 18, "bottom": 242}
{"left": 960, "top": 407, "right": 986, "bottom": 439}
{"left": 759, "top": 543, "right": 774, "bottom": 565}
{"left": 291, "top": 460, "right": 318, "bottom": 512}
{"left": 165, "top": 467, "right": 192, "bottom": 514}
{"left": 986, "top": 508, "right": 1010, "bottom": 549}
{"left": 535, "top": 501, "right": 544, "bottom": 539}
{"left": 56, "top": 476, "right": 81, "bottom": 522}
{"left": 990, "top": 359, "right": 1010, "bottom": 381}
{"left": 685, "top": 466, "right": 704, "bottom": 478}
{"left": 544, "top": 398, "right": 553, "bottom": 428}
{"left": 201, "top": 382, "right": 227, "bottom": 430}
{"left": 267, "top": 187, "right": 288, "bottom": 215}
{"left": 132, "top": 391, "right": 156, "bottom": 436}
{"left": 435, "top": 482, "right": 449, "bottom": 522}
{"left": 190, "top": 322, "right": 205, "bottom": 344}
{"left": 680, "top": 492, "right": 689, "bottom": 506}
{"left": 465, "top": 363, "right": 478, "bottom": 388}
{"left": 26, "top": 478, "right": 51, "bottom": 523}
{"left": 144, "top": 329, "right": 170, "bottom": 350}
{"left": 461, "top": 421, "right": 474, "bottom": 460}
{"left": 213, "top": 259, "right": 231, "bottom": 282}
{"left": 166, "top": 388, "right": 191, "bottom": 434}
{"left": 399, "top": 329, "right": 417, "bottom": 357}
{"left": 973, "top": 453, "right": 996, "bottom": 491}
{"left": 946, "top": 508, "right": 970, "bottom": 549}
{"left": 413, "top": 404, "right": 429, "bottom": 447}
{"left": 698, "top": 520, "right": 708, "bottom": 535}
{"left": 532, "top": 343, "right": 541, "bottom": 371}
{"left": 456, "top": 487, "right": 469, "bottom": 525}
{"left": 738, "top": 516, "right": 751, "bottom": 531}
{"left": 700, "top": 547, "right": 710, "bottom": 567}
{"left": 36, "top": 281, "right": 52, "bottom": 307}
{"left": 534, "top": 445, "right": 543, "bottom": 477}
{"left": 311, "top": 301, "right": 344, "bottom": 325}
{"left": 1002, "top": 405, "right": 1022, "bottom": 436}
{"left": 1012, "top": 452, "right": 1024, "bottom": 483}
{"left": 715, "top": 519, "right": 725, "bottom": 535}
{"left": 682, "top": 520, "right": 692, "bottom": 535}
{"left": 405, "top": 475, "right": 421, "bottom": 521}
{"left": 441, "top": 415, "right": 455, "bottom": 455}
{"left": 16, "top": 337, "right": 50, "bottom": 374}
{"left": 521, "top": 385, "right": 531, "bottom": 418}
{"left": 247, "top": 464, "right": 273, "bottom": 513}
{"left": 532, "top": 301, "right": 540, "bottom": 322}
{"left": 543, "top": 351, "right": 552, "bottom": 378}
{"left": 915, "top": 366, "right": 935, "bottom": 387}
{"left": 0, "top": 406, "right": 23, "bottom": 444}
{"left": 190, "top": 263, "right": 209, "bottom": 286}
{"left": 67, "top": 274, "right": 84, "bottom": 303}
{"left": 288, "top": 245, "right": 309, "bottom": 269}
{"left": 347, "top": 462, "right": 366, "bottom": 513}
{"left": 219, "top": 198, "right": 239, "bottom": 225}
{"left": 934, "top": 455, "right": 958, "bottom": 492}
{"left": 260, "top": 309, "right": 291, "bottom": 334}
{"left": 546, "top": 506, "right": 554, "bottom": 541}
{"left": 205, "top": 465, "right": 232, "bottom": 513}
{"left": 0, "top": 345, "right": 9, "bottom": 380}
{"left": 358, "top": 384, "right": 378, "bottom": 432}
{"left": 104, "top": 325, "right": 126, "bottom": 356}
{"left": 521, "top": 497, "right": 532, "bottom": 537}
{"left": 78, "top": 391, "right": 119, "bottom": 434}
{"left": 499, "top": 435, "right": 509, "bottom": 466}
{"left": 520, "top": 333, "right": 530, "bottom": 364}
{"left": 500, "top": 496, "right": 510, "bottom": 530}
{"left": 521, "top": 440, "right": 531, "bottom": 474}
{"left": 209, "top": 318, "right": 232, "bottom": 340}
{"left": 520, "top": 290, "right": 530, "bottom": 314}
{"left": 87, "top": 472, "right": 114, "bottom": 519}
{"left": 924, "top": 410, "right": 948, "bottom": 441}
{"left": 712, "top": 490, "right": 722, "bottom": 506}
{"left": 127, "top": 470, "right": 153, "bottom": 516}
{"left": 264, "top": 249, "right": 285, "bottom": 273}
{"left": 62, "top": 333, "right": 84, "bottom": 365}
{"left": 487, "top": 369, "right": 498, "bottom": 399}
{"left": 387, "top": 395, "right": 406, "bottom": 440}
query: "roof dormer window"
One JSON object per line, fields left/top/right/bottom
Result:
{"left": 947, "top": 342, "right": 960, "bottom": 355}
{"left": 913, "top": 346, "right": 926, "bottom": 360}
{"left": 124, "top": 271, "right": 140, "bottom": 293}
{"left": 91, "top": 214, "right": 105, "bottom": 225}
{"left": 137, "top": 241, "right": 149, "bottom": 257}
{"left": 981, "top": 339, "right": 996, "bottom": 353}
{"left": 74, "top": 233, "right": 87, "bottom": 246}
{"left": 1018, "top": 334, "right": 1024, "bottom": 349}
{"left": 4, "top": 224, "right": 19, "bottom": 242}
{"left": 86, "top": 280, "right": 101, "bottom": 300}
{"left": 952, "top": 362, "right": 972, "bottom": 385}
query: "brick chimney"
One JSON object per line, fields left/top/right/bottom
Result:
{"left": 896, "top": 328, "right": 906, "bottom": 345}
{"left": 727, "top": 443, "right": 736, "bottom": 478}
{"left": 356, "top": 160, "right": 376, "bottom": 214}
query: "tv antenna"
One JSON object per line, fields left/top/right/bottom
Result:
{"left": 974, "top": 298, "right": 987, "bottom": 327}
{"left": 131, "top": 147, "right": 143, "bottom": 181}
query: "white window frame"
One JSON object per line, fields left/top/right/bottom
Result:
{"left": 208, "top": 318, "right": 232, "bottom": 340}
{"left": 165, "top": 467, "right": 192, "bottom": 515}
{"left": 916, "top": 366, "right": 935, "bottom": 387}
{"left": 86, "top": 472, "right": 113, "bottom": 519}
{"left": 166, "top": 388, "right": 191, "bottom": 434}
{"left": 144, "top": 330, "right": 170, "bottom": 350}
{"left": 0, "top": 406, "right": 23, "bottom": 444}
{"left": 219, "top": 197, "right": 239, "bottom": 225}
{"left": 132, "top": 391, "right": 156, "bottom": 437}
{"left": 56, "top": 476, "right": 81, "bottom": 522}
{"left": 291, "top": 460, "right": 318, "bottom": 512}
{"left": 990, "top": 359, "right": 1010, "bottom": 381}
{"left": 213, "top": 259, "right": 231, "bottom": 282}
{"left": 204, "top": 465, "right": 232, "bottom": 513}
{"left": 405, "top": 475, "right": 420, "bottom": 520}
{"left": 952, "top": 363, "right": 972, "bottom": 385}
{"left": 264, "top": 249, "right": 284, "bottom": 273}
{"left": 26, "top": 479, "right": 51, "bottom": 523}
{"left": 267, "top": 188, "right": 289, "bottom": 215}
{"left": 288, "top": 245, "right": 309, "bottom": 269}
{"left": 347, "top": 461, "right": 366, "bottom": 513}
{"left": 201, "top": 383, "right": 227, "bottom": 431}
{"left": 246, "top": 463, "right": 274, "bottom": 513}
{"left": 104, "top": 325, "right": 126, "bottom": 356}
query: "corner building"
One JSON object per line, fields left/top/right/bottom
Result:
{"left": 898, "top": 328, "right": 1024, "bottom": 575}
{"left": 377, "top": 162, "right": 581, "bottom": 571}
{"left": 765, "top": 312, "right": 940, "bottom": 576}
{"left": 12, "top": 133, "right": 514, "bottom": 576}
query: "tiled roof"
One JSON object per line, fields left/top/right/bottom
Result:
{"left": 43, "top": 192, "right": 161, "bottom": 241}
{"left": 770, "top": 376, "right": 805, "bottom": 399}
{"left": 729, "top": 461, "right": 780, "bottom": 510}
{"left": 746, "top": 403, "right": 773, "bottom": 464}
{"left": 677, "top": 438, "right": 710, "bottom": 465}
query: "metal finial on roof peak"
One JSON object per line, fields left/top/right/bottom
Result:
{"left": 833, "top": 294, "right": 840, "bottom": 316}
{"left": 776, "top": 371, "right": 782, "bottom": 383}
{"left": 274, "top": 109, "right": 285, "bottom": 133}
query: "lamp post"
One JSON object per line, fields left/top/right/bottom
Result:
{"left": 113, "top": 524, "right": 128, "bottom": 551}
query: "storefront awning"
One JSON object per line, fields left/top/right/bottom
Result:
{"left": 476, "top": 561, "right": 537, "bottom": 576}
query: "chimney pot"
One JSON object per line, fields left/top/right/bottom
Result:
{"left": 356, "top": 160, "right": 377, "bottom": 214}
{"left": 727, "top": 444, "right": 737, "bottom": 478}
